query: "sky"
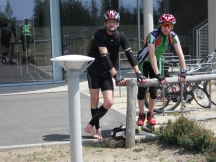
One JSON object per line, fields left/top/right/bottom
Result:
{"left": 0, "top": 0, "right": 34, "bottom": 20}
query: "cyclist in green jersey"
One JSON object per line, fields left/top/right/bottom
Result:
{"left": 21, "top": 18, "right": 33, "bottom": 64}
{"left": 137, "top": 14, "right": 186, "bottom": 126}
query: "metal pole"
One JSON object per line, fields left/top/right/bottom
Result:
{"left": 118, "top": 53, "right": 122, "bottom": 97}
{"left": 67, "top": 69, "right": 82, "bottom": 162}
{"left": 137, "top": 74, "right": 216, "bottom": 87}
{"left": 137, "top": 0, "right": 141, "bottom": 50}
{"left": 209, "top": 80, "right": 212, "bottom": 109}
{"left": 180, "top": 83, "right": 184, "bottom": 116}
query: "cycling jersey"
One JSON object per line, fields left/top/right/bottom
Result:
{"left": 137, "top": 28, "right": 180, "bottom": 100}
{"left": 87, "top": 28, "right": 130, "bottom": 75}
{"left": 137, "top": 28, "right": 180, "bottom": 65}
{"left": 22, "top": 24, "right": 32, "bottom": 36}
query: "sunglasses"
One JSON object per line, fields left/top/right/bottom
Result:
{"left": 161, "top": 23, "right": 173, "bottom": 29}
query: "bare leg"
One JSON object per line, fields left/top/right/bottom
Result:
{"left": 148, "top": 98, "right": 156, "bottom": 113}
{"left": 88, "top": 89, "right": 101, "bottom": 139}
{"left": 138, "top": 99, "right": 145, "bottom": 114}
{"left": 95, "top": 128, "right": 102, "bottom": 138}
{"left": 86, "top": 88, "right": 113, "bottom": 139}
{"left": 84, "top": 124, "right": 102, "bottom": 140}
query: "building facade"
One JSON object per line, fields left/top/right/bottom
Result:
{"left": 0, "top": 0, "right": 215, "bottom": 86}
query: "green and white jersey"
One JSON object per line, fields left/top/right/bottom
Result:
{"left": 138, "top": 29, "right": 180, "bottom": 65}
{"left": 22, "top": 24, "right": 32, "bottom": 36}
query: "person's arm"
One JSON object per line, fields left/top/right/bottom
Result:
{"left": 173, "top": 42, "right": 186, "bottom": 82}
{"left": 98, "top": 46, "right": 125, "bottom": 85}
{"left": 124, "top": 47, "right": 146, "bottom": 83}
{"left": 12, "top": 26, "right": 16, "bottom": 39}
{"left": 98, "top": 47, "right": 116, "bottom": 76}
{"left": 148, "top": 43, "right": 159, "bottom": 75}
{"left": 148, "top": 43, "right": 167, "bottom": 84}
{"left": 173, "top": 42, "right": 186, "bottom": 70}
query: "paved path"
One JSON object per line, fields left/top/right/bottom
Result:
{"left": 1, "top": 72, "right": 216, "bottom": 151}
{"left": 0, "top": 73, "right": 155, "bottom": 151}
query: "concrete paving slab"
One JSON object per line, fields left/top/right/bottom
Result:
{"left": 30, "top": 85, "right": 53, "bottom": 93}
{"left": 0, "top": 87, "right": 17, "bottom": 95}
{"left": 46, "top": 84, "right": 68, "bottom": 92}
{"left": 12, "top": 86, "right": 35, "bottom": 94}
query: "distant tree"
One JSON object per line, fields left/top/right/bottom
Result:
{"left": 119, "top": 6, "right": 134, "bottom": 25}
{"left": 33, "top": 0, "right": 50, "bottom": 27}
{"left": 153, "top": 0, "right": 163, "bottom": 25}
{"left": 4, "top": 0, "right": 12, "bottom": 18}
{"left": 104, "top": 0, "right": 111, "bottom": 11}
{"left": 0, "top": 1, "right": 16, "bottom": 26}
{"left": 61, "top": 0, "right": 94, "bottom": 26}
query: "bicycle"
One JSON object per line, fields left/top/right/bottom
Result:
{"left": 145, "top": 57, "right": 211, "bottom": 113}
{"left": 62, "top": 34, "right": 76, "bottom": 55}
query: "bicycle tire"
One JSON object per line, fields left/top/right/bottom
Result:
{"left": 161, "top": 83, "right": 181, "bottom": 112}
{"left": 204, "top": 80, "right": 216, "bottom": 106}
{"left": 193, "top": 86, "right": 210, "bottom": 108}
{"left": 145, "top": 83, "right": 181, "bottom": 112}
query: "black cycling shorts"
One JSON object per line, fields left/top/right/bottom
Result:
{"left": 1, "top": 37, "right": 11, "bottom": 48}
{"left": 87, "top": 71, "right": 114, "bottom": 91}
{"left": 21, "top": 35, "right": 31, "bottom": 51}
{"left": 137, "top": 61, "right": 158, "bottom": 100}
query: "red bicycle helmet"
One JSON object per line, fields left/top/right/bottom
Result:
{"left": 104, "top": 10, "right": 120, "bottom": 22}
{"left": 159, "top": 14, "right": 176, "bottom": 25}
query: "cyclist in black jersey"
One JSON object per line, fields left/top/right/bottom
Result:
{"left": 136, "top": 14, "right": 187, "bottom": 126}
{"left": 84, "top": 10, "right": 146, "bottom": 140}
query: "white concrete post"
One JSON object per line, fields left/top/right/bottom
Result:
{"left": 143, "top": 0, "right": 154, "bottom": 39}
{"left": 51, "top": 55, "right": 94, "bottom": 162}
{"left": 67, "top": 70, "right": 82, "bottom": 162}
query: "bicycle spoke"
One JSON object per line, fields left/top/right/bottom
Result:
{"left": 193, "top": 87, "right": 210, "bottom": 108}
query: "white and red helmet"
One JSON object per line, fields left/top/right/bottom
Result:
{"left": 104, "top": 10, "right": 120, "bottom": 22}
{"left": 159, "top": 14, "right": 176, "bottom": 25}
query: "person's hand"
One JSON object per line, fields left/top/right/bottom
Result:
{"left": 113, "top": 73, "right": 126, "bottom": 86}
{"left": 136, "top": 72, "right": 147, "bottom": 84}
{"left": 178, "top": 72, "right": 186, "bottom": 83}
{"left": 155, "top": 74, "right": 167, "bottom": 84}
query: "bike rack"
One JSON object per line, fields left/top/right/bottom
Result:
{"left": 117, "top": 50, "right": 216, "bottom": 115}
{"left": 159, "top": 55, "right": 216, "bottom": 114}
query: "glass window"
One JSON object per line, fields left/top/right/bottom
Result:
{"left": 60, "top": 0, "right": 139, "bottom": 53}
{"left": 0, "top": 0, "right": 52, "bottom": 84}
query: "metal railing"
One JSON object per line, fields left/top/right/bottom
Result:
{"left": 196, "top": 23, "right": 208, "bottom": 59}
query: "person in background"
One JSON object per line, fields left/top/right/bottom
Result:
{"left": 1, "top": 17, "right": 17, "bottom": 64}
{"left": 21, "top": 18, "right": 33, "bottom": 64}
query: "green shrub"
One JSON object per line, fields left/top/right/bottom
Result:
{"left": 156, "top": 116, "right": 216, "bottom": 161}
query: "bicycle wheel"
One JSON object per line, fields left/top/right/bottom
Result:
{"left": 162, "top": 83, "right": 181, "bottom": 111}
{"left": 145, "top": 86, "right": 170, "bottom": 112}
{"left": 65, "top": 44, "right": 76, "bottom": 54}
{"left": 205, "top": 80, "right": 216, "bottom": 106}
{"left": 145, "top": 83, "right": 181, "bottom": 112}
{"left": 193, "top": 86, "right": 210, "bottom": 108}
